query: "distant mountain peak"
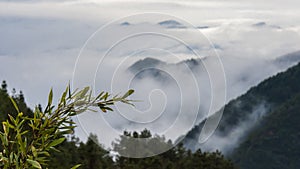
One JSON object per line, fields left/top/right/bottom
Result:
{"left": 120, "top": 22, "right": 130, "bottom": 26}
{"left": 252, "top": 21, "right": 282, "bottom": 29}
{"left": 197, "top": 26, "right": 210, "bottom": 29}
{"left": 158, "top": 20, "right": 181, "bottom": 25}
{"left": 177, "top": 58, "right": 200, "bottom": 65}
{"left": 128, "top": 57, "right": 165, "bottom": 73}
{"left": 253, "top": 22, "right": 267, "bottom": 27}
{"left": 158, "top": 20, "right": 186, "bottom": 29}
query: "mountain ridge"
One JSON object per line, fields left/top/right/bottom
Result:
{"left": 181, "top": 60, "right": 300, "bottom": 155}
{"left": 230, "top": 91, "right": 300, "bottom": 169}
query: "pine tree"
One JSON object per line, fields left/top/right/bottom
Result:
{"left": 1, "top": 80, "right": 7, "bottom": 93}
{"left": 19, "top": 90, "right": 24, "bottom": 102}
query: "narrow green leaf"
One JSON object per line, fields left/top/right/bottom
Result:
{"left": 101, "top": 92, "right": 109, "bottom": 101}
{"left": 7, "top": 114, "right": 16, "bottom": 126}
{"left": 80, "top": 86, "right": 90, "bottom": 98}
{"left": 20, "top": 130, "right": 29, "bottom": 135}
{"left": 68, "top": 84, "right": 72, "bottom": 99}
{"left": 9, "top": 153, "right": 13, "bottom": 163}
{"left": 32, "top": 146, "right": 37, "bottom": 157}
{"left": 71, "top": 164, "right": 82, "bottom": 169}
{"left": 26, "top": 159, "right": 42, "bottom": 169}
{"left": 17, "top": 119, "right": 26, "bottom": 129}
{"left": 60, "top": 86, "right": 69, "bottom": 105}
{"left": 47, "top": 137, "right": 65, "bottom": 148}
{"left": 37, "top": 151, "right": 50, "bottom": 157}
{"left": 100, "top": 108, "right": 107, "bottom": 113}
{"left": 122, "top": 89, "right": 134, "bottom": 99}
{"left": 48, "top": 88, "right": 53, "bottom": 106}
{"left": 76, "top": 108, "right": 87, "bottom": 114}
{"left": 95, "top": 91, "right": 104, "bottom": 100}
{"left": 49, "top": 147, "right": 60, "bottom": 152}
{"left": 9, "top": 97, "right": 19, "bottom": 113}
{"left": 103, "top": 107, "right": 113, "bottom": 112}
{"left": 5, "top": 120, "right": 14, "bottom": 129}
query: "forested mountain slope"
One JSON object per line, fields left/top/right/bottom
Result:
{"left": 231, "top": 93, "right": 300, "bottom": 169}
{"left": 183, "top": 61, "right": 300, "bottom": 156}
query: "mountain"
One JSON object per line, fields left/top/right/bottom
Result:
{"left": 252, "top": 21, "right": 281, "bottom": 29}
{"left": 274, "top": 50, "right": 300, "bottom": 67}
{"left": 127, "top": 52, "right": 300, "bottom": 168}
{"left": 120, "top": 22, "right": 131, "bottom": 26}
{"left": 197, "top": 26, "right": 210, "bottom": 29}
{"left": 128, "top": 50, "right": 300, "bottom": 82}
{"left": 127, "top": 57, "right": 176, "bottom": 84}
{"left": 252, "top": 22, "right": 267, "bottom": 27}
{"left": 128, "top": 57, "right": 205, "bottom": 72}
{"left": 128, "top": 57, "right": 207, "bottom": 82}
{"left": 176, "top": 58, "right": 203, "bottom": 70}
{"left": 231, "top": 93, "right": 300, "bottom": 169}
{"left": 183, "top": 60, "right": 300, "bottom": 155}
{"left": 128, "top": 57, "right": 165, "bottom": 73}
{"left": 158, "top": 20, "right": 186, "bottom": 29}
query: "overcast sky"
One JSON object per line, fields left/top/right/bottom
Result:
{"left": 1, "top": 0, "right": 300, "bottom": 150}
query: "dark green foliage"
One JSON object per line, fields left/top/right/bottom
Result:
{"left": 231, "top": 93, "right": 300, "bottom": 169}
{"left": 113, "top": 129, "right": 237, "bottom": 169}
{"left": 1, "top": 81, "right": 7, "bottom": 93}
{"left": 78, "top": 134, "right": 114, "bottom": 169}
{"left": 48, "top": 129, "right": 236, "bottom": 169}
{"left": 216, "top": 61, "right": 300, "bottom": 133}
{"left": 47, "top": 137, "right": 81, "bottom": 169}
{"left": 48, "top": 134, "right": 114, "bottom": 169}
{"left": 112, "top": 129, "right": 173, "bottom": 158}
{"left": 0, "top": 82, "right": 32, "bottom": 131}
{"left": 184, "top": 62, "right": 300, "bottom": 150}
{"left": 228, "top": 62, "right": 300, "bottom": 169}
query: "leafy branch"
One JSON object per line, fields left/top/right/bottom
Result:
{"left": 0, "top": 86, "right": 134, "bottom": 169}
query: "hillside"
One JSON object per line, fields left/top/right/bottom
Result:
{"left": 182, "top": 61, "right": 300, "bottom": 154}
{"left": 231, "top": 93, "right": 300, "bottom": 169}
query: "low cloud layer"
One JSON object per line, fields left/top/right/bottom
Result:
{"left": 1, "top": 0, "right": 300, "bottom": 150}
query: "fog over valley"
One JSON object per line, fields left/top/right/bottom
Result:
{"left": 1, "top": 0, "right": 300, "bottom": 153}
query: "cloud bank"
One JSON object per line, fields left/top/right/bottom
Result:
{"left": 1, "top": 0, "right": 300, "bottom": 150}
